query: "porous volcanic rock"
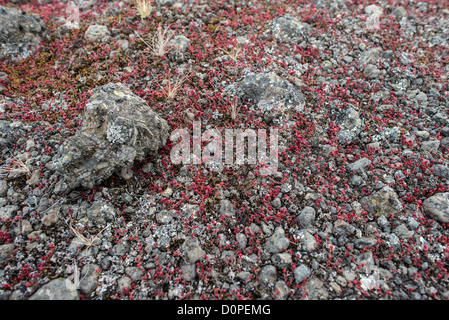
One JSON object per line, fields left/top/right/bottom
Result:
{"left": 423, "top": 193, "right": 449, "bottom": 223}
{"left": 51, "top": 83, "right": 169, "bottom": 191}
{"left": 0, "top": 5, "right": 48, "bottom": 60}
{"left": 226, "top": 72, "right": 306, "bottom": 112}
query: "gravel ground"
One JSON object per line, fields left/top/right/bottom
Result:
{"left": 0, "top": 0, "right": 449, "bottom": 301}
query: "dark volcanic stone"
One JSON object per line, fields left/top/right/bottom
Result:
{"left": 0, "top": 6, "right": 48, "bottom": 60}
{"left": 52, "top": 83, "right": 169, "bottom": 191}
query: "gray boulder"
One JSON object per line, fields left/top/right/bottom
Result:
{"left": 423, "top": 192, "right": 449, "bottom": 223}
{"left": 85, "top": 25, "right": 110, "bottom": 42}
{"left": 220, "top": 199, "right": 236, "bottom": 218}
{"left": 421, "top": 140, "right": 440, "bottom": 153}
{"left": 297, "top": 206, "right": 316, "bottom": 227}
{"left": 170, "top": 35, "right": 191, "bottom": 51}
{"left": 52, "top": 83, "right": 169, "bottom": 191}
{"left": 347, "top": 157, "right": 372, "bottom": 173}
{"left": 433, "top": 164, "right": 449, "bottom": 179}
{"left": 360, "top": 186, "right": 402, "bottom": 216}
{"left": 79, "top": 264, "right": 101, "bottom": 297}
{"left": 293, "top": 264, "right": 311, "bottom": 283}
{"left": 359, "top": 47, "right": 385, "bottom": 66}
{"left": 264, "top": 227, "right": 290, "bottom": 253}
{"left": 181, "top": 237, "right": 206, "bottom": 263}
{"left": 267, "top": 15, "right": 312, "bottom": 42}
{"left": 333, "top": 106, "right": 363, "bottom": 145}
{"left": 0, "top": 5, "right": 48, "bottom": 60}
{"left": 0, "top": 180, "right": 7, "bottom": 196}
{"left": 226, "top": 72, "right": 305, "bottom": 112}
{"left": 303, "top": 276, "right": 329, "bottom": 299}
{"left": 296, "top": 230, "right": 317, "bottom": 252}
{"left": 0, "top": 244, "right": 14, "bottom": 264}
{"left": 86, "top": 201, "right": 116, "bottom": 227}
{"left": 258, "top": 265, "right": 277, "bottom": 287}
{"left": 29, "top": 278, "right": 79, "bottom": 300}
{"left": 156, "top": 0, "right": 176, "bottom": 6}
{"left": 0, "top": 205, "right": 18, "bottom": 220}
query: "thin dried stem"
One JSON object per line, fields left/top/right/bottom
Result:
{"left": 163, "top": 72, "right": 190, "bottom": 100}
{"left": 164, "top": 81, "right": 182, "bottom": 99}
{"left": 0, "top": 154, "right": 31, "bottom": 176}
{"left": 69, "top": 223, "right": 108, "bottom": 253}
{"left": 68, "top": 259, "right": 91, "bottom": 290}
{"left": 219, "top": 46, "right": 242, "bottom": 62}
{"left": 138, "top": 24, "right": 174, "bottom": 57}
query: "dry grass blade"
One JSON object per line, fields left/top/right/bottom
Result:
{"left": 138, "top": 24, "right": 174, "bottom": 57}
{"left": 163, "top": 73, "right": 190, "bottom": 100}
{"left": 68, "top": 259, "right": 91, "bottom": 290}
{"left": 164, "top": 80, "right": 182, "bottom": 100}
{"left": 69, "top": 223, "right": 108, "bottom": 253}
{"left": 152, "top": 24, "right": 174, "bottom": 57}
{"left": 219, "top": 46, "right": 242, "bottom": 62}
{"left": 134, "top": 0, "right": 153, "bottom": 20}
{"left": 0, "top": 154, "right": 31, "bottom": 176}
